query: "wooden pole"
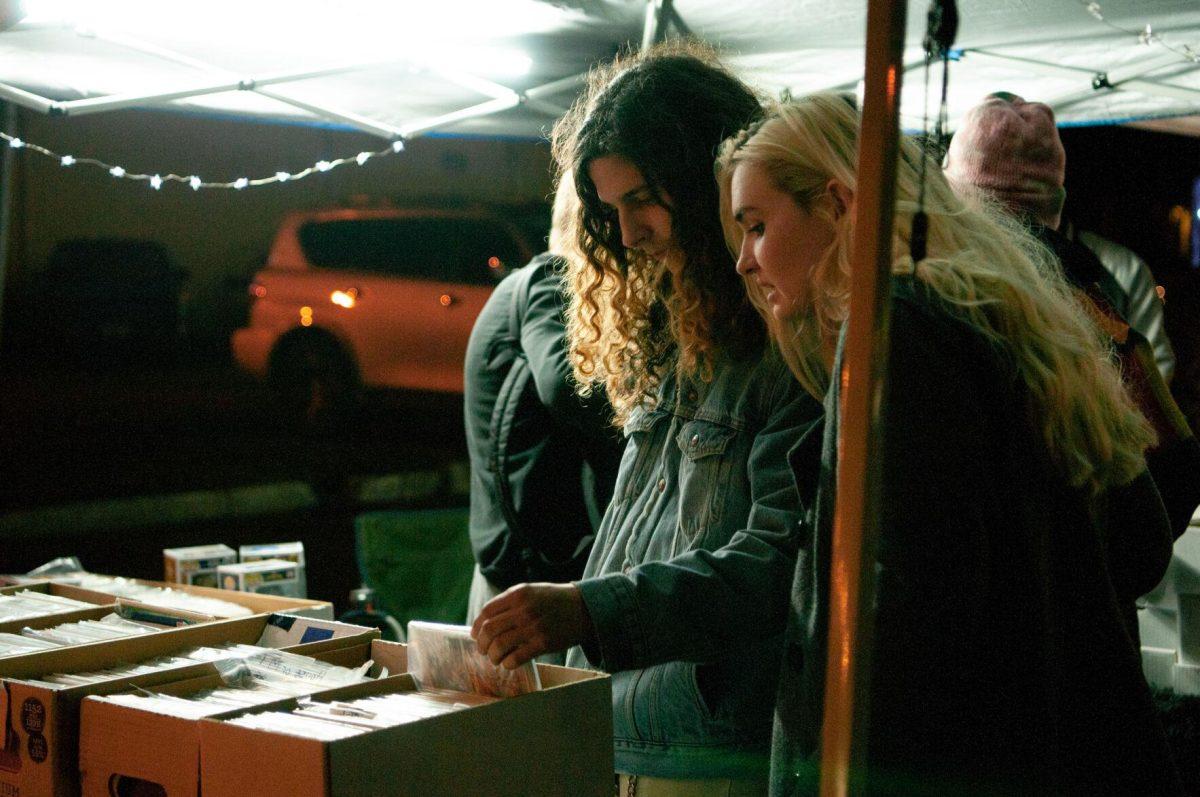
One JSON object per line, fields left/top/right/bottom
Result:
{"left": 817, "top": 0, "right": 908, "bottom": 794}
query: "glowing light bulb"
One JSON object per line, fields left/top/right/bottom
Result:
{"left": 110, "top": 166, "right": 125, "bottom": 178}
{"left": 234, "top": 177, "right": 249, "bottom": 190}
{"left": 8, "top": 138, "right": 23, "bottom": 149}
{"left": 391, "top": 140, "right": 405, "bottom": 153}
{"left": 60, "top": 155, "right": 75, "bottom": 166}
{"left": 150, "top": 174, "right": 163, "bottom": 190}
{"left": 275, "top": 171, "right": 291, "bottom": 182}
{"left": 189, "top": 176, "right": 202, "bottom": 190}
{"left": 316, "top": 160, "right": 332, "bottom": 172}
{"left": 356, "top": 152, "right": 371, "bottom": 165}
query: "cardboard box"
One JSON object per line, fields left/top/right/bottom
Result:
{"left": 0, "top": 599, "right": 214, "bottom": 645}
{"left": 217, "top": 560, "right": 303, "bottom": 599}
{"left": 54, "top": 576, "right": 333, "bottom": 620}
{"left": 164, "top": 545, "right": 238, "bottom": 588}
{"left": 79, "top": 640, "right": 406, "bottom": 797}
{"left": 0, "top": 583, "right": 120, "bottom": 639}
{"left": 0, "top": 614, "right": 378, "bottom": 797}
{"left": 200, "top": 655, "right": 613, "bottom": 797}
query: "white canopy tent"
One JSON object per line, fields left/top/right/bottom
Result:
{"left": 0, "top": 0, "right": 1196, "bottom": 336}
{"left": 0, "top": 0, "right": 1197, "bottom": 146}
{"left": 0, "top": 4, "right": 1197, "bottom": 784}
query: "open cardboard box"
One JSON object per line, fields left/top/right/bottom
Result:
{"left": 47, "top": 576, "right": 334, "bottom": 620}
{"left": 79, "top": 639, "right": 408, "bottom": 797}
{"left": 0, "top": 599, "right": 216, "bottom": 644}
{"left": 1, "top": 582, "right": 224, "bottom": 639}
{"left": 0, "top": 582, "right": 122, "bottom": 637}
{"left": 199, "top": 648, "right": 613, "bottom": 797}
{"left": 0, "top": 614, "right": 377, "bottom": 797}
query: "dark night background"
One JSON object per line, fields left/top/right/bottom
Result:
{"left": 0, "top": 116, "right": 1196, "bottom": 616}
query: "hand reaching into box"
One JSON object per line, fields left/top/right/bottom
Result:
{"left": 471, "top": 583, "right": 593, "bottom": 669}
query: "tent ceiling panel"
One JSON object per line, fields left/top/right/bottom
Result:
{"left": 0, "top": 0, "right": 1196, "bottom": 140}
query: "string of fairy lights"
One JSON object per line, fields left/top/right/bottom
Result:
{"left": 0, "top": 129, "right": 406, "bottom": 191}
{"left": 1, "top": 3, "right": 1195, "bottom": 193}
{"left": 1081, "top": 1, "right": 1200, "bottom": 64}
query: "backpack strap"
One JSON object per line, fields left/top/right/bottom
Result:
{"left": 486, "top": 259, "right": 552, "bottom": 576}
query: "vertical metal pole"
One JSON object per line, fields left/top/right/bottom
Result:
{"left": 818, "top": 0, "right": 908, "bottom": 794}
{"left": 641, "top": 0, "right": 676, "bottom": 49}
{"left": 0, "top": 100, "right": 16, "bottom": 354}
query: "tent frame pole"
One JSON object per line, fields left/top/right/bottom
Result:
{"left": 965, "top": 48, "right": 1200, "bottom": 111}
{"left": 0, "top": 101, "right": 16, "bottom": 354}
{"left": 3, "top": 31, "right": 580, "bottom": 141}
{"left": 641, "top": 0, "right": 690, "bottom": 49}
{"left": 818, "top": 0, "right": 907, "bottom": 793}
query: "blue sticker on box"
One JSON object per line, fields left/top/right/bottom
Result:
{"left": 299, "top": 627, "right": 335, "bottom": 644}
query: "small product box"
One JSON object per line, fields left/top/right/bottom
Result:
{"left": 218, "top": 559, "right": 304, "bottom": 598}
{"left": 240, "top": 542, "right": 307, "bottom": 597}
{"left": 163, "top": 544, "right": 237, "bottom": 588}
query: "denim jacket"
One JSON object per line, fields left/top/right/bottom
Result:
{"left": 566, "top": 344, "right": 822, "bottom": 780}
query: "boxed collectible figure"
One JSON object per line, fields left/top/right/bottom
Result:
{"left": 240, "top": 542, "right": 307, "bottom": 597}
{"left": 163, "top": 544, "right": 237, "bottom": 588}
{"left": 217, "top": 559, "right": 303, "bottom": 598}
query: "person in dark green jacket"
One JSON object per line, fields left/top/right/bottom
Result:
{"left": 718, "top": 94, "right": 1180, "bottom": 795}
{"left": 464, "top": 173, "right": 623, "bottom": 626}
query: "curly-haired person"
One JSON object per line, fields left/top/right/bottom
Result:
{"left": 472, "top": 43, "right": 822, "bottom": 793}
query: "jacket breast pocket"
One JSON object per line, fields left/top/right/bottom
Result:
{"left": 674, "top": 419, "right": 738, "bottom": 552}
{"left": 619, "top": 407, "right": 667, "bottom": 502}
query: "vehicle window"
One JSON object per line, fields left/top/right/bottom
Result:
{"left": 298, "top": 218, "right": 525, "bottom": 285}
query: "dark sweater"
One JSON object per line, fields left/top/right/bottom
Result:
{"left": 771, "top": 279, "right": 1181, "bottom": 795}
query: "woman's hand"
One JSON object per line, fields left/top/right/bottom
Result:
{"left": 471, "top": 582, "right": 592, "bottom": 669}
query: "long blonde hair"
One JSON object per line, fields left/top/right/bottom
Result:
{"left": 716, "top": 93, "right": 1155, "bottom": 493}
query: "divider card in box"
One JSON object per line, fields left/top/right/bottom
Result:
{"left": 163, "top": 544, "right": 237, "bottom": 588}
{"left": 0, "top": 614, "right": 378, "bottom": 797}
{"left": 79, "top": 641, "right": 407, "bottom": 797}
{"left": 241, "top": 541, "right": 308, "bottom": 598}
{"left": 199, "top": 659, "right": 613, "bottom": 797}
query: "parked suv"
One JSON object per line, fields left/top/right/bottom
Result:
{"left": 232, "top": 206, "right": 535, "bottom": 424}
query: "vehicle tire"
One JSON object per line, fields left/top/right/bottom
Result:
{"left": 267, "top": 331, "right": 361, "bottom": 434}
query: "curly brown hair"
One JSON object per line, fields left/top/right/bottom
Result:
{"left": 553, "top": 41, "right": 766, "bottom": 423}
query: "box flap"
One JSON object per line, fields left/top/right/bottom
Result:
{"left": 257, "top": 615, "right": 377, "bottom": 649}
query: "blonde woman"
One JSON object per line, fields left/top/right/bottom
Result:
{"left": 717, "top": 94, "right": 1180, "bottom": 795}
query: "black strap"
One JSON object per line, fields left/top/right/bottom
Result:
{"left": 487, "top": 260, "right": 547, "bottom": 574}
